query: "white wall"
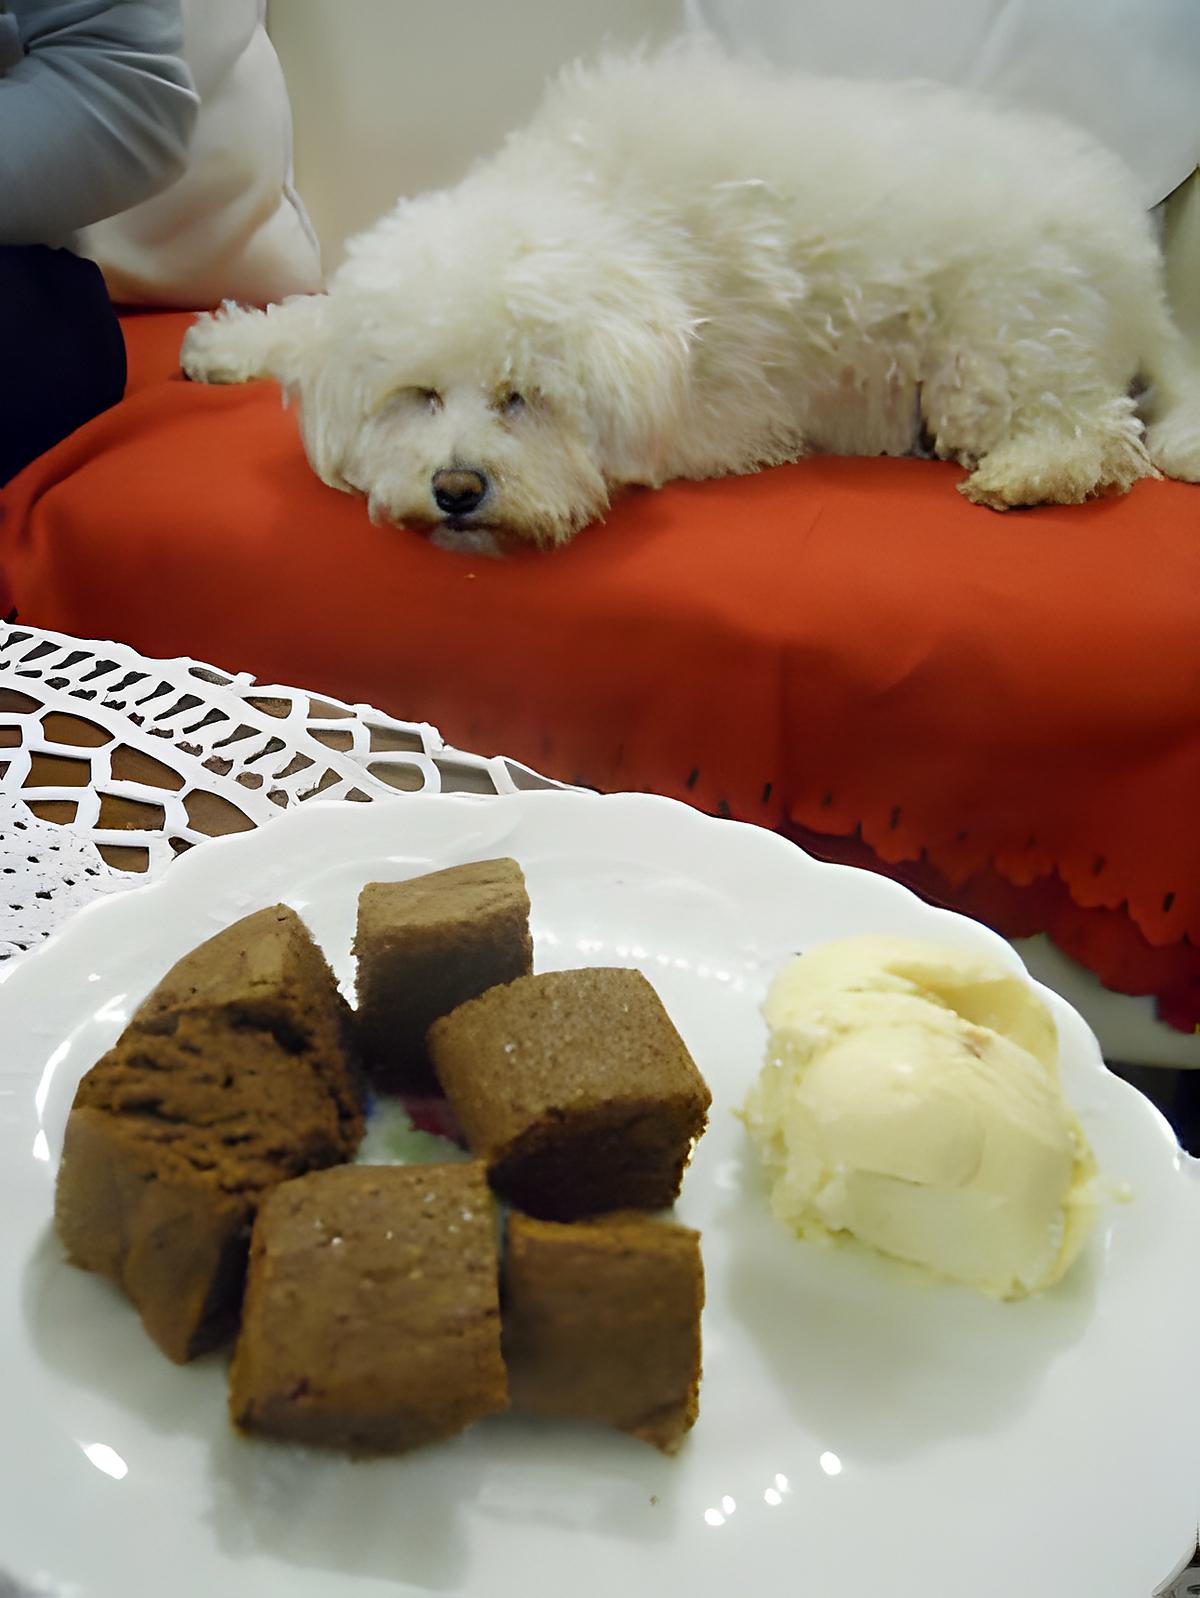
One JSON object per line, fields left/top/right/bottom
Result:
{"left": 691, "top": 0, "right": 1200, "bottom": 211}
{"left": 268, "top": 0, "right": 683, "bottom": 269}
{"left": 271, "top": 0, "right": 1199, "bottom": 271}
{"left": 1163, "top": 171, "right": 1200, "bottom": 362}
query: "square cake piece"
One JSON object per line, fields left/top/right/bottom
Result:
{"left": 55, "top": 1014, "right": 353, "bottom": 1362}
{"left": 427, "top": 967, "right": 711, "bottom": 1219}
{"left": 229, "top": 1162, "right": 509, "bottom": 1453}
{"left": 132, "top": 902, "right": 364, "bottom": 1153}
{"left": 503, "top": 1212, "right": 704, "bottom": 1453}
{"left": 354, "top": 858, "right": 532, "bottom": 1094}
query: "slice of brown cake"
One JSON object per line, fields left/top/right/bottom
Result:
{"left": 55, "top": 1014, "right": 352, "bottom": 1362}
{"left": 503, "top": 1211, "right": 704, "bottom": 1453}
{"left": 229, "top": 1162, "right": 509, "bottom": 1454}
{"left": 427, "top": 967, "right": 711, "bottom": 1219}
{"left": 354, "top": 859, "right": 532, "bottom": 1094}
{"left": 132, "top": 903, "right": 363, "bottom": 1152}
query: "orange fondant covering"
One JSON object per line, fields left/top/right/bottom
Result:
{"left": 4, "top": 312, "right": 1199, "bottom": 1027}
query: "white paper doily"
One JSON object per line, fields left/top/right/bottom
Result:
{"left": 0, "top": 795, "right": 133, "bottom": 960}
{"left": 0, "top": 622, "right": 563, "bottom": 958}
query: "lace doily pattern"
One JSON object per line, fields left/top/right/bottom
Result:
{"left": 0, "top": 623, "right": 562, "bottom": 956}
{"left": 0, "top": 795, "right": 133, "bottom": 961}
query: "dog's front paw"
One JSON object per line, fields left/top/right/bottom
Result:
{"left": 180, "top": 310, "right": 266, "bottom": 385}
{"left": 960, "top": 426, "right": 1153, "bottom": 511}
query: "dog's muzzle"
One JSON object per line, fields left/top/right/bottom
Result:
{"left": 432, "top": 467, "right": 488, "bottom": 517}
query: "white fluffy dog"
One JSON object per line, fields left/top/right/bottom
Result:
{"left": 183, "top": 46, "right": 1200, "bottom": 547}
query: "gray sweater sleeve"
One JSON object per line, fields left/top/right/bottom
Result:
{"left": 0, "top": 0, "right": 198, "bottom": 245}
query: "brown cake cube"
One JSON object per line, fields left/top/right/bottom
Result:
{"left": 229, "top": 1162, "right": 509, "bottom": 1454}
{"left": 354, "top": 859, "right": 532, "bottom": 1094}
{"left": 54, "top": 1015, "right": 353, "bottom": 1362}
{"left": 504, "top": 1212, "right": 704, "bottom": 1453}
{"left": 427, "top": 968, "right": 710, "bottom": 1219}
{"left": 132, "top": 902, "right": 364, "bottom": 1151}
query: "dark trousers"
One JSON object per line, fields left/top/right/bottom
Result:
{"left": 0, "top": 244, "right": 126, "bottom": 486}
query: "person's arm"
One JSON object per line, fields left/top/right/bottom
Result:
{"left": 0, "top": 0, "right": 198, "bottom": 246}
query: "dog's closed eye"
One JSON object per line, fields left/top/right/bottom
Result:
{"left": 373, "top": 386, "right": 443, "bottom": 418}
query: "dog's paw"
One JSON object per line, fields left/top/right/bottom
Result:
{"left": 961, "top": 428, "right": 1154, "bottom": 510}
{"left": 180, "top": 313, "right": 264, "bottom": 386}
{"left": 957, "top": 459, "right": 1095, "bottom": 511}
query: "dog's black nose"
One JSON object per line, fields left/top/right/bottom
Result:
{"left": 432, "top": 468, "right": 488, "bottom": 516}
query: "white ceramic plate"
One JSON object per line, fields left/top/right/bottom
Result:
{"left": 1, "top": 793, "right": 1196, "bottom": 1598}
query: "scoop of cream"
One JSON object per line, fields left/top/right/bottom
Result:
{"left": 743, "top": 936, "right": 1098, "bottom": 1299}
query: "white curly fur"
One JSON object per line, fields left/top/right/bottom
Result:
{"left": 182, "top": 45, "right": 1200, "bottom": 547}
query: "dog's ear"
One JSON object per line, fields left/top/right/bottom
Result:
{"left": 526, "top": 260, "right": 698, "bottom": 484}
{"left": 287, "top": 360, "right": 363, "bottom": 494}
{"left": 264, "top": 296, "right": 374, "bottom": 493}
